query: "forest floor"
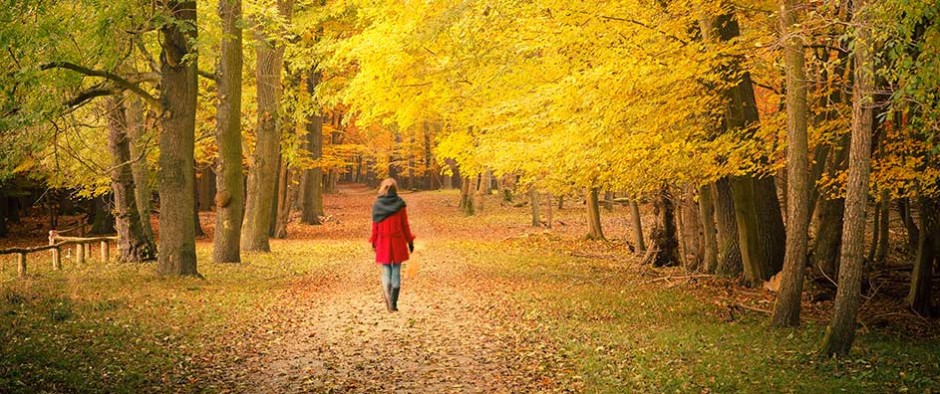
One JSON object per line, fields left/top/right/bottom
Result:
{"left": 1, "top": 183, "right": 940, "bottom": 393}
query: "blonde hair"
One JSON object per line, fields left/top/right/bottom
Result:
{"left": 378, "top": 178, "right": 399, "bottom": 196}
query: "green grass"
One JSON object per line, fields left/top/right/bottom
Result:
{"left": 454, "top": 241, "right": 940, "bottom": 393}
{"left": 0, "top": 240, "right": 360, "bottom": 393}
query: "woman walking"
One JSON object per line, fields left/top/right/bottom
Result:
{"left": 370, "top": 178, "right": 415, "bottom": 312}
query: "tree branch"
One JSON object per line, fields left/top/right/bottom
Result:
{"left": 65, "top": 86, "right": 121, "bottom": 108}
{"left": 39, "top": 61, "right": 163, "bottom": 111}
{"left": 198, "top": 69, "right": 218, "bottom": 81}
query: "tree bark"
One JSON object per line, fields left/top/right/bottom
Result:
{"left": 644, "top": 187, "right": 680, "bottom": 267}
{"left": 472, "top": 174, "right": 485, "bottom": 213}
{"left": 873, "top": 190, "right": 890, "bottom": 264}
{"left": 273, "top": 161, "right": 291, "bottom": 239}
{"left": 268, "top": 156, "right": 282, "bottom": 237}
{"left": 713, "top": 179, "right": 742, "bottom": 277}
{"left": 908, "top": 195, "right": 938, "bottom": 315}
{"left": 123, "top": 93, "right": 155, "bottom": 245}
{"left": 898, "top": 198, "right": 920, "bottom": 253}
{"left": 530, "top": 187, "right": 540, "bottom": 227}
{"left": 107, "top": 96, "right": 156, "bottom": 262}
{"left": 157, "top": 0, "right": 199, "bottom": 276}
{"left": 823, "top": 0, "right": 874, "bottom": 354}
{"left": 212, "top": 0, "right": 245, "bottom": 263}
{"left": 680, "top": 186, "right": 704, "bottom": 271}
{"left": 811, "top": 132, "right": 851, "bottom": 280}
{"left": 242, "top": 0, "right": 293, "bottom": 252}
{"left": 586, "top": 187, "right": 604, "bottom": 240}
{"left": 773, "top": 0, "right": 811, "bottom": 327}
{"left": 459, "top": 176, "right": 474, "bottom": 216}
{"left": 193, "top": 177, "right": 205, "bottom": 238}
{"left": 89, "top": 195, "right": 116, "bottom": 235}
{"left": 699, "top": 185, "right": 718, "bottom": 273}
{"left": 301, "top": 70, "right": 324, "bottom": 225}
{"left": 604, "top": 191, "right": 614, "bottom": 211}
{"left": 630, "top": 199, "right": 646, "bottom": 254}
{"left": 702, "top": 10, "right": 786, "bottom": 285}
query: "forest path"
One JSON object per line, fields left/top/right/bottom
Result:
{"left": 228, "top": 184, "right": 569, "bottom": 393}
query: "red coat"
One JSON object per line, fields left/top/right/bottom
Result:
{"left": 370, "top": 208, "right": 415, "bottom": 264}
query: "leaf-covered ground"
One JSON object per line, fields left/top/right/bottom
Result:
{"left": 1, "top": 184, "right": 939, "bottom": 393}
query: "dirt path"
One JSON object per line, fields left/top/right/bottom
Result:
{"left": 226, "top": 185, "right": 572, "bottom": 393}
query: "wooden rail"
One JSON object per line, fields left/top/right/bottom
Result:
{"left": 0, "top": 231, "right": 118, "bottom": 279}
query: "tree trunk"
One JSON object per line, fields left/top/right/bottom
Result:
{"left": 459, "top": 176, "right": 474, "bottom": 216}
{"left": 89, "top": 195, "right": 116, "bottom": 235}
{"left": 124, "top": 93, "right": 155, "bottom": 245}
{"left": 823, "top": 1, "right": 874, "bottom": 354}
{"left": 472, "top": 174, "right": 485, "bottom": 213}
{"left": 908, "top": 195, "right": 938, "bottom": 316}
{"left": 268, "top": 156, "right": 281, "bottom": 237}
{"left": 603, "top": 191, "right": 614, "bottom": 211}
{"left": 530, "top": 187, "right": 540, "bottom": 227}
{"left": 273, "top": 161, "right": 291, "bottom": 239}
{"left": 212, "top": 0, "right": 245, "bottom": 263}
{"left": 811, "top": 133, "right": 851, "bottom": 280}
{"left": 699, "top": 185, "right": 718, "bottom": 273}
{"left": 301, "top": 70, "right": 324, "bottom": 225}
{"left": 730, "top": 176, "right": 783, "bottom": 286}
{"left": 193, "top": 177, "right": 205, "bottom": 238}
{"left": 680, "top": 186, "right": 704, "bottom": 271}
{"left": 703, "top": 7, "right": 785, "bottom": 286}
{"left": 873, "top": 190, "right": 890, "bottom": 264}
{"left": 898, "top": 198, "right": 920, "bottom": 253}
{"left": 713, "top": 179, "right": 743, "bottom": 278}
{"left": 157, "top": 0, "right": 199, "bottom": 276}
{"left": 644, "top": 187, "right": 680, "bottom": 267}
{"left": 242, "top": 0, "right": 293, "bottom": 252}
{"left": 195, "top": 168, "right": 215, "bottom": 211}
{"left": 773, "top": 0, "right": 811, "bottom": 327}
{"left": 586, "top": 187, "right": 604, "bottom": 240}
{"left": 107, "top": 96, "right": 156, "bottom": 262}
{"left": 630, "top": 199, "right": 646, "bottom": 254}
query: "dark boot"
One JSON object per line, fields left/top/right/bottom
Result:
{"left": 391, "top": 287, "right": 400, "bottom": 312}
{"left": 383, "top": 285, "right": 393, "bottom": 312}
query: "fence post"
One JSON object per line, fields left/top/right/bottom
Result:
{"left": 49, "top": 232, "right": 61, "bottom": 270}
{"left": 76, "top": 243, "right": 85, "bottom": 263}
{"left": 17, "top": 252, "right": 26, "bottom": 278}
{"left": 84, "top": 243, "right": 91, "bottom": 260}
{"left": 52, "top": 246, "right": 61, "bottom": 270}
{"left": 100, "top": 240, "right": 109, "bottom": 262}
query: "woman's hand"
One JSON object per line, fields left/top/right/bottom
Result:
{"left": 408, "top": 242, "right": 414, "bottom": 253}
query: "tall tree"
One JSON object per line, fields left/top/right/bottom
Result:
{"left": 156, "top": 0, "right": 199, "bottom": 276}
{"left": 242, "top": 0, "right": 294, "bottom": 252}
{"left": 300, "top": 70, "right": 324, "bottom": 225}
{"left": 107, "top": 96, "right": 156, "bottom": 262}
{"left": 644, "top": 187, "right": 681, "bottom": 267}
{"left": 213, "top": 0, "right": 245, "bottom": 263}
{"left": 823, "top": 0, "right": 875, "bottom": 355}
{"left": 772, "top": 0, "right": 811, "bottom": 327}
{"left": 585, "top": 187, "right": 604, "bottom": 240}
{"left": 123, "top": 93, "right": 155, "bottom": 246}
{"left": 702, "top": 8, "right": 786, "bottom": 286}
{"left": 698, "top": 185, "right": 718, "bottom": 273}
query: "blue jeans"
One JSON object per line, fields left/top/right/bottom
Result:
{"left": 381, "top": 263, "right": 402, "bottom": 289}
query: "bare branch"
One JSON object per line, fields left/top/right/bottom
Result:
{"left": 39, "top": 61, "right": 163, "bottom": 110}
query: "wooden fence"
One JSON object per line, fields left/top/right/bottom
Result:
{"left": 0, "top": 231, "right": 118, "bottom": 278}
